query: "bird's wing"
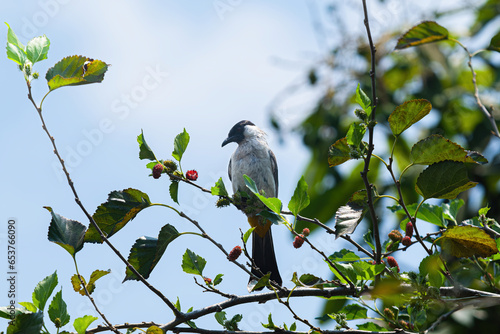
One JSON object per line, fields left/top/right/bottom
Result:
{"left": 270, "top": 150, "right": 278, "bottom": 197}
{"left": 228, "top": 157, "right": 232, "bottom": 182}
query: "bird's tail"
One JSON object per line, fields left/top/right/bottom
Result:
{"left": 250, "top": 226, "right": 282, "bottom": 288}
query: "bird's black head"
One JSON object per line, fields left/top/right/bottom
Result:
{"left": 221, "top": 120, "right": 255, "bottom": 147}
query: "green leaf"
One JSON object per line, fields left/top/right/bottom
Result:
{"left": 211, "top": 178, "right": 229, "bottom": 197}
{"left": 26, "top": 35, "right": 50, "bottom": 64}
{"left": 355, "top": 83, "right": 372, "bottom": 116}
{"left": 352, "top": 261, "right": 385, "bottom": 281}
{"left": 45, "top": 55, "right": 108, "bottom": 91}
{"left": 292, "top": 273, "right": 325, "bottom": 288}
{"left": 242, "top": 227, "right": 255, "bottom": 244}
{"left": 339, "top": 304, "right": 368, "bottom": 320}
{"left": 214, "top": 274, "right": 224, "bottom": 286}
{"left": 389, "top": 203, "right": 445, "bottom": 228}
{"left": 436, "top": 225, "right": 498, "bottom": 258}
{"left": 249, "top": 273, "right": 271, "bottom": 291}
{"left": 170, "top": 181, "right": 180, "bottom": 204}
{"left": 479, "top": 206, "right": 490, "bottom": 216}
{"left": 7, "top": 311, "right": 43, "bottom": 334}
{"left": 388, "top": 99, "right": 432, "bottom": 136}
{"left": 410, "top": 134, "right": 487, "bottom": 165}
{"left": 335, "top": 191, "right": 370, "bottom": 238}
{"left": 48, "top": 290, "right": 70, "bottom": 327}
{"left": 137, "top": 130, "right": 157, "bottom": 161}
{"left": 419, "top": 254, "right": 445, "bottom": 287}
{"left": 328, "top": 137, "right": 352, "bottom": 167}
{"left": 395, "top": 21, "right": 449, "bottom": 49}
{"left": 346, "top": 123, "right": 366, "bottom": 147}
{"left": 146, "top": 326, "right": 163, "bottom": 334}
{"left": 45, "top": 207, "right": 86, "bottom": 257}
{"left": 5, "top": 22, "right": 27, "bottom": 66}
{"left": 18, "top": 302, "right": 37, "bottom": 313}
{"left": 356, "top": 322, "right": 387, "bottom": 331}
{"left": 215, "top": 312, "right": 227, "bottom": 326}
{"left": 172, "top": 128, "right": 190, "bottom": 162}
{"left": 288, "top": 176, "right": 310, "bottom": 216}
{"left": 416, "top": 161, "right": 477, "bottom": 200}
{"left": 182, "top": 249, "right": 206, "bottom": 276}
{"left": 85, "top": 188, "right": 152, "bottom": 243}
{"left": 0, "top": 307, "right": 31, "bottom": 320}
{"left": 329, "top": 263, "right": 357, "bottom": 285}
{"left": 124, "top": 224, "right": 180, "bottom": 281}
{"left": 87, "top": 270, "right": 111, "bottom": 294}
{"left": 442, "top": 199, "right": 464, "bottom": 225}
{"left": 487, "top": 30, "right": 500, "bottom": 52}
{"left": 243, "top": 175, "right": 282, "bottom": 214}
{"left": 261, "top": 313, "right": 276, "bottom": 330}
{"left": 329, "top": 249, "right": 361, "bottom": 262}
{"left": 32, "top": 271, "right": 58, "bottom": 311}
{"left": 73, "top": 315, "right": 98, "bottom": 334}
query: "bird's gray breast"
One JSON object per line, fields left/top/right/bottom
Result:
{"left": 230, "top": 141, "right": 276, "bottom": 197}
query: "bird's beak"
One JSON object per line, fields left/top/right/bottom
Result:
{"left": 221, "top": 136, "right": 234, "bottom": 147}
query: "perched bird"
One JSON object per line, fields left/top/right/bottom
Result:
{"left": 222, "top": 120, "right": 282, "bottom": 288}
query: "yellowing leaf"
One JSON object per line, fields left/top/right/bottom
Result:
{"left": 436, "top": 225, "right": 498, "bottom": 258}
{"left": 328, "top": 137, "right": 352, "bottom": 167}
{"left": 395, "top": 21, "right": 449, "bottom": 50}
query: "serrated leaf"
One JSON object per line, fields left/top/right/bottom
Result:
{"left": 388, "top": 99, "right": 432, "bottom": 136}
{"left": 48, "top": 290, "right": 70, "bottom": 327}
{"left": 288, "top": 176, "right": 310, "bottom": 216}
{"left": 356, "top": 322, "right": 386, "bottom": 331}
{"left": 172, "top": 128, "right": 190, "bottom": 162}
{"left": 45, "top": 55, "right": 108, "bottom": 91}
{"left": 86, "top": 269, "right": 111, "bottom": 294}
{"left": 346, "top": 122, "right": 366, "bottom": 147}
{"left": 73, "top": 315, "right": 98, "bottom": 334}
{"left": 436, "top": 225, "right": 498, "bottom": 258}
{"left": 293, "top": 273, "right": 325, "bottom": 288}
{"left": 211, "top": 178, "right": 228, "bottom": 197}
{"left": 487, "top": 30, "right": 500, "bottom": 52}
{"left": 215, "top": 311, "right": 227, "bottom": 326}
{"left": 243, "top": 175, "right": 282, "bottom": 214}
{"left": 338, "top": 304, "right": 368, "bottom": 320}
{"left": 410, "top": 134, "right": 487, "bottom": 165}
{"left": 182, "top": 249, "right": 206, "bottom": 276}
{"left": 355, "top": 83, "right": 372, "bottom": 116}
{"left": 26, "top": 35, "right": 50, "bottom": 64}
{"left": 125, "top": 224, "right": 180, "bottom": 281}
{"left": 137, "top": 130, "right": 157, "bottom": 161}
{"left": 5, "top": 23, "right": 27, "bottom": 66}
{"left": 170, "top": 181, "right": 180, "bottom": 204}
{"left": 249, "top": 272, "right": 271, "bottom": 291}
{"left": 395, "top": 21, "right": 449, "bottom": 49}
{"left": 85, "top": 188, "right": 152, "bottom": 243}
{"left": 32, "top": 271, "right": 58, "bottom": 312}
{"left": 328, "top": 137, "right": 352, "bottom": 167}
{"left": 352, "top": 261, "right": 385, "bottom": 281}
{"left": 45, "top": 207, "right": 86, "bottom": 257}
{"left": 329, "top": 249, "right": 361, "bottom": 262}
{"left": 416, "top": 161, "right": 477, "bottom": 199}
{"left": 71, "top": 274, "right": 87, "bottom": 296}
{"left": 6, "top": 311, "right": 43, "bottom": 334}
{"left": 419, "top": 254, "right": 445, "bottom": 287}
{"left": 329, "top": 262, "right": 357, "bottom": 285}
{"left": 389, "top": 203, "right": 445, "bottom": 227}
{"left": 18, "top": 302, "right": 37, "bottom": 313}
{"left": 0, "top": 307, "right": 30, "bottom": 320}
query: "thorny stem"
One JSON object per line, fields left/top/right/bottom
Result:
{"left": 360, "top": 0, "right": 382, "bottom": 267}
{"left": 26, "top": 81, "right": 182, "bottom": 320}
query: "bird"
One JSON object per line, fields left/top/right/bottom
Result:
{"left": 222, "top": 120, "right": 282, "bottom": 288}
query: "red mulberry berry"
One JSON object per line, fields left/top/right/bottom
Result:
{"left": 386, "top": 256, "right": 400, "bottom": 272}
{"left": 388, "top": 230, "right": 402, "bottom": 242}
{"left": 153, "top": 163, "right": 164, "bottom": 179}
{"left": 293, "top": 235, "right": 305, "bottom": 249}
{"left": 227, "top": 246, "right": 242, "bottom": 261}
{"left": 402, "top": 236, "right": 412, "bottom": 247}
{"left": 302, "top": 228, "right": 310, "bottom": 236}
{"left": 186, "top": 170, "right": 198, "bottom": 181}
{"left": 405, "top": 222, "right": 414, "bottom": 238}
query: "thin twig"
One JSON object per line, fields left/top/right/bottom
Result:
{"left": 26, "top": 82, "right": 181, "bottom": 319}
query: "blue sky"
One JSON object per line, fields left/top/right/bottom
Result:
{"left": 1, "top": 0, "right": 488, "bottom": 332}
